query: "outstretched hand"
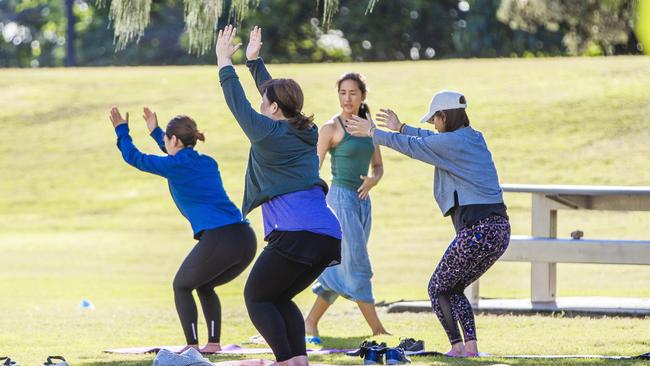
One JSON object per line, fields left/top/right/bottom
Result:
{"left": 109, "top": 107, "right": 128, "bottom": 128}
{"left": 142, "top": 107, "right": 158, "bottom": 133}
{"left": 375, "top": 108, "right": 403, "bottom": 132}
{"left": 345, "top": 114, "right": 375, "bottom": 138}
{"left": 246, "top": 25, "right": 263, "bottom": 61}
{"left": 216, "top": 24, "right": 242, "bottom": 69}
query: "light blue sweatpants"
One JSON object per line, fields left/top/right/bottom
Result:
{"left": 312, "top": 184, "right": 374, "bottom": 304}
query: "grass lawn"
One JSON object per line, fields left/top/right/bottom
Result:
{"left": 1, "top": 56, "right": 649, "bottom": 366}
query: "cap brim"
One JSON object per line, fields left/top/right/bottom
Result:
{"left": 420, "top": 111, "right": 433, "bottom": 123}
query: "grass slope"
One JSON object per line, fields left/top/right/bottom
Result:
{"left": 1, "top": 56, "right": 649, "bottom": 365}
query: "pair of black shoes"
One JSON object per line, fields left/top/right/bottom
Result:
{"left": 1, "top": 356, "right": 69, "bottom": 366}
{"left": 348, "top": 338, "right": 424, "bottom": 365}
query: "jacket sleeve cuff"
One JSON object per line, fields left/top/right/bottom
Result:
{"left": 218, "top": 65, "right": 237, "bottom": 85}
{"left": 115, "top": 123, "right": 130, "bottom": 137}
{"left": 245, "top": 57, "right": 263, "bottom": 68}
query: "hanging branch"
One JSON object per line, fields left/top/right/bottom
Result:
{"left": 98, "top": 0, "right": 380, "bottom": 54}
{"left": 108, "top": 0, "right": 152, "bottom": 51}
{"left": 317, "top": 0, "right": 340, "bottom": 29}
{"left": 230, "top": 0, "right": 261, "bottom": 26}
{"left": 184, "top": 0, "right": 225, "bottom": 55}
{"left": 365, "top": 0, "right": 379, "bottom": 14}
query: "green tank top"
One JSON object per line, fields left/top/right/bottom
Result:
{"left": 329, "top": 116, "right": 376, "bottom": 191}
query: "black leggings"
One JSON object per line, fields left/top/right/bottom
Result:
{"left": 244, "top": 231, "right": 340, "bottom": 362}
{"left": 173, "top": 223, "right": 256, "bottom": 345}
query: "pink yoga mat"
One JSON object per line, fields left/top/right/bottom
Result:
{"left": 212, "top": 360, "right": 364, "bottom": 366}
{"left": 104, "top": 344, "right": 353, "bottom": 355}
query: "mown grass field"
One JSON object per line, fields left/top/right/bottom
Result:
{"left": 1, "top": 56, "right": 649, "bottom": 366}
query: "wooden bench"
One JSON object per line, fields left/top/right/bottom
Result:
{"left": 503, "top": 236, "right": 650, "bottom": 265}
{"left": 465, "top": 184, "right": 650, "bottom": 308}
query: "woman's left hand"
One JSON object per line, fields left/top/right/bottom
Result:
{"left": 345, "top": 114, "right": 375, "bottom": 137}
{"left": 109, "top": 107, "right": 128, "bottom": 128}
{"left": 216, "top": 24, "right": 242, "bottom": 68}
{"left": 357, "top": 175, "right": 379, "bottom": 200}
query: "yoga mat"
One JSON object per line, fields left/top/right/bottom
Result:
{"left": 409, "top": 351, "right": 650, "bottom": 360}
{"left": 212, "top": 361, "right": 365, "bottom": 366}
{"left": 105, "top": 344, "right": 353, "bottom": 355}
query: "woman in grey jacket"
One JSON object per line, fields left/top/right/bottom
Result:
{"left": 346, "top": 90, "right": 510, "bottom": 357}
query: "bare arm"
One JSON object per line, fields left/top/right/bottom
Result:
{"left": 317, "top": 122, "right": 335, "bottom": 170}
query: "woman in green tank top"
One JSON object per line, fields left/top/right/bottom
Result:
{"left": 304, "top": 73, "right": 389, "bottom": 340}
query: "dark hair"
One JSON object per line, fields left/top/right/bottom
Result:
{"left": 435, "top": 96, "right": 470, "bottom": 132}
{"left": 165, "top": 115, "right": 205, "bottom": 147}
{"left": 262, "top": 78, "right": 314, "bottom": 129}
{"left": 337, "top": 72, "right": 370, "bottom": 118}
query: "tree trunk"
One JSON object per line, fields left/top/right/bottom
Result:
{"left": 65, "top": 0, "right": 75, "bottom": 67}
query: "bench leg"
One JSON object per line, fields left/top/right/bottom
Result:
{"left": 531, "top": 262, "right": 557, "bottom": 302}
{"left": 464, "top": 280, "right": 480, "bottom": 307}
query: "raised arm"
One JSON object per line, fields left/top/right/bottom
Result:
{"left": 346, "top": 114, "right": 452, "bottom": 170}
{"left": 143, "top": 107, "right": 167, "bottom": 153}
{"left": 109, "top": 107, "right": 173, "bottom": 177}
{"left": 216, "top": 25, "right": 278, "bottom": 142}
{"left": 376, "top": 108, "right": 434, "bottom": 137}
{"left": 245, "top": 26, "right": 271, "bottom": 95}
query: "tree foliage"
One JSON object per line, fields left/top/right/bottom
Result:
{"left": 0, "top": 0, "right": 643, "bottom": 67}
{"left": 497, "top": 0, "right": 639, "bottom": 55}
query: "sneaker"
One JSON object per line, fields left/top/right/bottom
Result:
{"left": 347, "top": 340, "right": 385, "bottom": 357}
{"left": 361, "top": 345, "right": 386, "bottom": 365}
{"left": 1, "top": 357, "right": 18, "bottom": 366}
{"left": 395, "top": 338, "right": 424, "bottom": 355}
{"left": 305, "top": 335, "right": 322, "bottom": 345}
{"left": 385, "top": 348, "right": 411, "bottom": 365}
{"left": 42, "top": 356, "right": 69, "bottom": 366}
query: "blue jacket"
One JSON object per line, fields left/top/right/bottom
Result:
{"left": 373, "top": 125, "right": 504, "bottom": 216}
{"left": 115, "top": 124, "right": 245, "bottom": 239}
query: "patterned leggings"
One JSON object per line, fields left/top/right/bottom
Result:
{"left": 428, "top": 215, "right": 511, "bottom": 345}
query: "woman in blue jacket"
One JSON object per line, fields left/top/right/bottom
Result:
{"left": 109, "top": 107, "right": 256, "bottom": 353}
{"left": 346, "top": 91, "right": 510, "bottom": 357}
{"left": 216, "top": 26, "right": 341, "bottom": 366}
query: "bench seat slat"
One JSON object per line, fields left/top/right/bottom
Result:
{"left": 502, "top": 235, "right": 650, "bottom": 265}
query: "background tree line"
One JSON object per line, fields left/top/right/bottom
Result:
{"left": 0, "top": 0, "right": 643, "bottom": 68}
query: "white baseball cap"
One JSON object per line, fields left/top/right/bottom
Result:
{"left": 420, "top": 90, "right": 467, "bottom": 123}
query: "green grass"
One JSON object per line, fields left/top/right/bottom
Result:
{"left": 1, "top": 56, "right": 650, "bottom": 366}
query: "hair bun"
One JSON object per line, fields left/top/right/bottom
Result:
{"left": 196, "top": 131, "right": 205, "bottom": 142}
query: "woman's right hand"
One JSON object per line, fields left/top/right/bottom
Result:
{"left": 246, "top": 25, "right": 263, "bottom": 61}
{"left": 216, "top": 24, "right": 242, "bottom": 69}
{"left": 376, "top": 108, "right": 403, "bottom": 132}
{"left": 142, "top": 106, "right": 158, "bottom": 133}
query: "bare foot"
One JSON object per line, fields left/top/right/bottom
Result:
{"left": 464, "top": 340, "right": 479, "bottom": 357}
{"left": 177, "top": 344, "right": 199, "bottom": 354}
{"left": 287, "top": 355, "right": 309, "bottom": 366}
{"left": 444, "top": 342, "right": 466, "bottom": 357}
{"left": 200, "top": 342, "right": 222, "bottom": 354}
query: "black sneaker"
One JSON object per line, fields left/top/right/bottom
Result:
{"left": 1, "top": 357, "right": 18, "bottom": 366}
{"left": 361, "top": 344, "right": 387, "bottom": 365}
{"left": 395, "top": 338, "right": 424, "bottom": 355}
{"left": 42, "top": 356, "right": 69, "bottom": 366}
{"left": 385, "top": 348, "right": 411, "bottom": 365}
{"left": 347, "top": 340, "right": 386, "bottom": 357}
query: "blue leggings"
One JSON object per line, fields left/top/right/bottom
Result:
{"left": 428, "top": 215, "right": 510, "bottom": 345}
